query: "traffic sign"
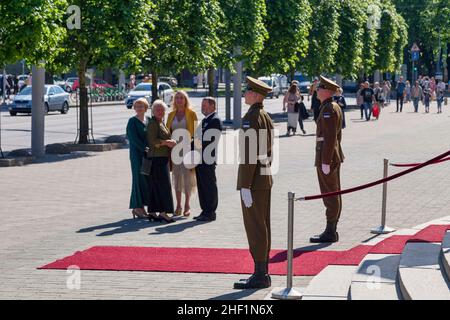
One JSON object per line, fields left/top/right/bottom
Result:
{"left": 411, "top": 43, "right": 420, "bottom": 52}
{"left": 412, "top": 51, "right": 420, "bottom": 61}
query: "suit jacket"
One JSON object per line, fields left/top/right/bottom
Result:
{"left": 237, "top": 103, "right": 274, "bottom": 191}
{"left": 315, "top": 98, "right": 344, "bottom": 167}
{"left": 195, "top": 112, "right": 223, "bottom": 165}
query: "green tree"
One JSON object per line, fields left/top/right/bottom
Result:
{"left": 253, "top": 0, "right": 312, "bottom": 76}
{"left": 333, "top": 0, "right": 366, "bottom": 79}
{"left": 142, "top": 0, "right": 223, "bottom": 98}
{"left": 393, "top": 0, "right": 449, "bottom": 76}
{"left": 357, "top": 0, "right": 380, "bottom": 78}
{"left": 373, "top": 1, "right": 408, "bottom": 74}
{"left": 217, "top": 0, "right": 268, "bottom": 70}
{"left": 301, "top": 0, "right": 341, "bottom": 77}
{"left": 56, "top": 0, "right": 155, "bottom": 144}
{"left": 0, "top": 0, "right": 66, "bottom": 68}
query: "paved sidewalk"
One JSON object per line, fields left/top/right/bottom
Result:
{"left": 0, "top": 101, "right": 449, "bottom": 299}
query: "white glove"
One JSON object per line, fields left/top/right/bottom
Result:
{"left": 322, "top": 164, "right": 331, "bottom": 175}
{"left": 241, "top": 188, "right": 253, "bottom": 208}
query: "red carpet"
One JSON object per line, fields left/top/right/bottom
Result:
{"left": 39, "top": 224, "right": 450, "bottom": 276}
{"left": 369, "top": 224, "right": 450, "bottom": 254}
{"left": 408, "top": 224, "right": 450, "bottom": 242}
{"left": 39, "top": 246, "right": 370, "bottom": 276}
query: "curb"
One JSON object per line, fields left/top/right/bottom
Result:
{"left": 0, "top": 141, "right": 127, "bottom": 168}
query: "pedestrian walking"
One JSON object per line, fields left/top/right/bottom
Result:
{"left": 310, "top": 76, "right": 344, "bottom": 243}
{"left": 234, "top": 76, "right": 274, "bottom": 290}
{"left": 360, "top": 81, "right": 376, "bottom": 121}
{"left": 374, "top": 82, "right": 385, "bottom": 107}
{"left": 395, "top": 76, "right": 406, "bottom": 112}
{"left": 309, "top": 78, "right": 321, "bottom": 122}
{"left": 436, "top": 79, "right": 445, "bottom": 114}
{"left": 333, "top": 88, "right": 347, "bottom": 129}
{"left": 423, "top": 85, "right": 431, "bottom": 113}
{"left": 146, "top": 100, "right": 177, "bottom": 223}
{"left": 166, "top": 90, "right": 198, "bottom": 217}
{"left": 383, "top": 81, "right": 391, "bottom": 105}
{"left": 193, "top": 97, "right": 223, "bottom": 222}
{"left": 126, "top": 98, "right": 151, "bottom": 219}
{"left": 297, "top": 95, "right": 308, "bottom": 135}
{"left": 411, "top": 81, "right": 423, "bottom": 113}
{"left": 405, "top": 80, "right": 411, "bottom": 103}
{"left": 356, "top": 83, "right": 364, "bottom": 119}
{"left": 283, "top": 83, "right": 301, "bottom": 135}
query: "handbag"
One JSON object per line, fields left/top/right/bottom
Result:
{"left": 140, "top": 154, "right": 153, "bottom": 176}
{"left": 300, "top": 103, "right": 309, "bottom": 120}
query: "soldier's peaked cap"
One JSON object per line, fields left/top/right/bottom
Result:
{"left": 246, "top": 76, "right": 273, "bottom": 96}
{"left": 319, "top": 75, "right": 341, "bottom": 92}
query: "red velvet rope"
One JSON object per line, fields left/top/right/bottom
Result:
{"left": 297, "top": 150, "right": 450, "bottom": 201}
{"left": 390, "top": 156, "right": 450, "bottom": 167}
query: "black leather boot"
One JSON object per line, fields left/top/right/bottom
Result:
{"left": 309, "top": 222, "right": 339, "bottom": 243}
{"left": 233, "top": 262, "right": 271, "bottom": 290}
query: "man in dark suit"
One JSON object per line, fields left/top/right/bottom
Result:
{"left": 193, "top": 97, "right": 223, "bottom": 222}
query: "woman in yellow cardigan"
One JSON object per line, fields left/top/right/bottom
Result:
{"left": 167, "top": 90, "right": 198, "bottom": 217}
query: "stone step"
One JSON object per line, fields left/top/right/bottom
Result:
{"left": 442, "top": 231, "right": 450, "bottom": 282}
{"left": 350, "top": 254, "right": 402, "bottom": 300}
{"left": 398, "top": 242, "right": 450, "bottom": 300}
{"left": 301, "top": 265, "right": 355, "bottom": 300}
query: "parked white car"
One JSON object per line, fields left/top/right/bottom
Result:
{"left": 258, "top": 76, "right": 282, "bottom": 99}
{"left": 125, "top": 82, "right": 174, "bottom": 109}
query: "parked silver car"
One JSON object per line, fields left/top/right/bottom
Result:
{"left": 125, "top": 82, "right": 174, "bottom": 109}
{"left": 9, "top": 85, "right": 70, "bottom": 116}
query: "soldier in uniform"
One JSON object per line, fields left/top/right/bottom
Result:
{"left": 310, "top": 76, "right": 345, "bottom": 243}
{"left": 234, "top": 76, "right": 274, "bottom": 289}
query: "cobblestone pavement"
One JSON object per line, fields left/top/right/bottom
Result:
{"left": 0, "top": 100, "right": 449, "bottom": 299}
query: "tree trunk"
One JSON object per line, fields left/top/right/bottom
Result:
{"left": 78, "top": 59, "right": 89, "bottom": 144}
{"left": 151, "top": 70, "right": 158, "bottom": 103}
{"left": 208, "top": 67, "right": 215, "bottom": 96}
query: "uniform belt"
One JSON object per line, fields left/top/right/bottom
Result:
{"left": 316, "top": 137, "right": 324, "bottom": 142}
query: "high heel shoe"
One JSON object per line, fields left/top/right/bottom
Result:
{"left": 132, "top": 209, "right": 148, "bottom": 219}
{"left": 183, "top": 208, "right": 191, "bottom": 217}
{"left": 174, "top": 207, "right": 182, "bottom": 216}
{"left": 147, "top": 212, "right": 162, "bottom": 222}
{"left": 160, "top": 212, "right": 175, "bottom": 224}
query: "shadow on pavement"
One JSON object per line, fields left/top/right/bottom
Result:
{"left": 209, "top": 289, "right": 259, "bottom": 300}
{"left": 77, "top": 217, "right": 156, "bottom": 236}
{"left": 33, "top": 152, "right": 95, "bottom": 164}
{"left": 269, "top": 243, "right": 332, "bottom": 263}
{"left": 149, "top": 219, "right": 210, "bottom": 235}
{"left": 278, "top": 133, "right": 315, "bottom": 139}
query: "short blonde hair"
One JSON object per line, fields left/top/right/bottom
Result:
{"left": 151, "top": 99, "right": 168, "bottom": 116}
{"left": 133, "top": 97, "right": 149, "bottom": 110}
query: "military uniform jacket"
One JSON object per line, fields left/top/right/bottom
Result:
{"left": 237, "top": 103, "right": 274, "bottom": 191}
{"left": 315, "top": 98, "right": 344, "bottom": 167}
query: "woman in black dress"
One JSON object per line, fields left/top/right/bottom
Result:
{"left": 146, "top": 100, "right": 177, "bottom": 223}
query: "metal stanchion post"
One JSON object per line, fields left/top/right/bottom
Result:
{"left": 371, "top": 159, "right": 396, "bottom": 234}
{"left": 271, "top": 192, "right": 302, "bottom": 300}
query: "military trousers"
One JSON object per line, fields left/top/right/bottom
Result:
{"left": 316, "top": 165, "right": 342, "bottom": 223}
{"left": 241, "top": 189, "right": 272, "bottom": 264}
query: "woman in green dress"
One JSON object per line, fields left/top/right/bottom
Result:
{"left": 126, "top": 98, "right": 150, "bottom": 219}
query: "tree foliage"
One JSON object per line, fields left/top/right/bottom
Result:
{"left": 301, "top": 0, "right": 341, "bottom": 77}
{"left": 333, "top": 0, "right": 366, "bottom": 78}
{"left": 0, "top": 0, "right": 67, "bottom": 67}
{"left": 217, "top": 0, "right": 268, "bottom": 70}
{"left": 254, "top": 0, "right": 312, "bottom": 75}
